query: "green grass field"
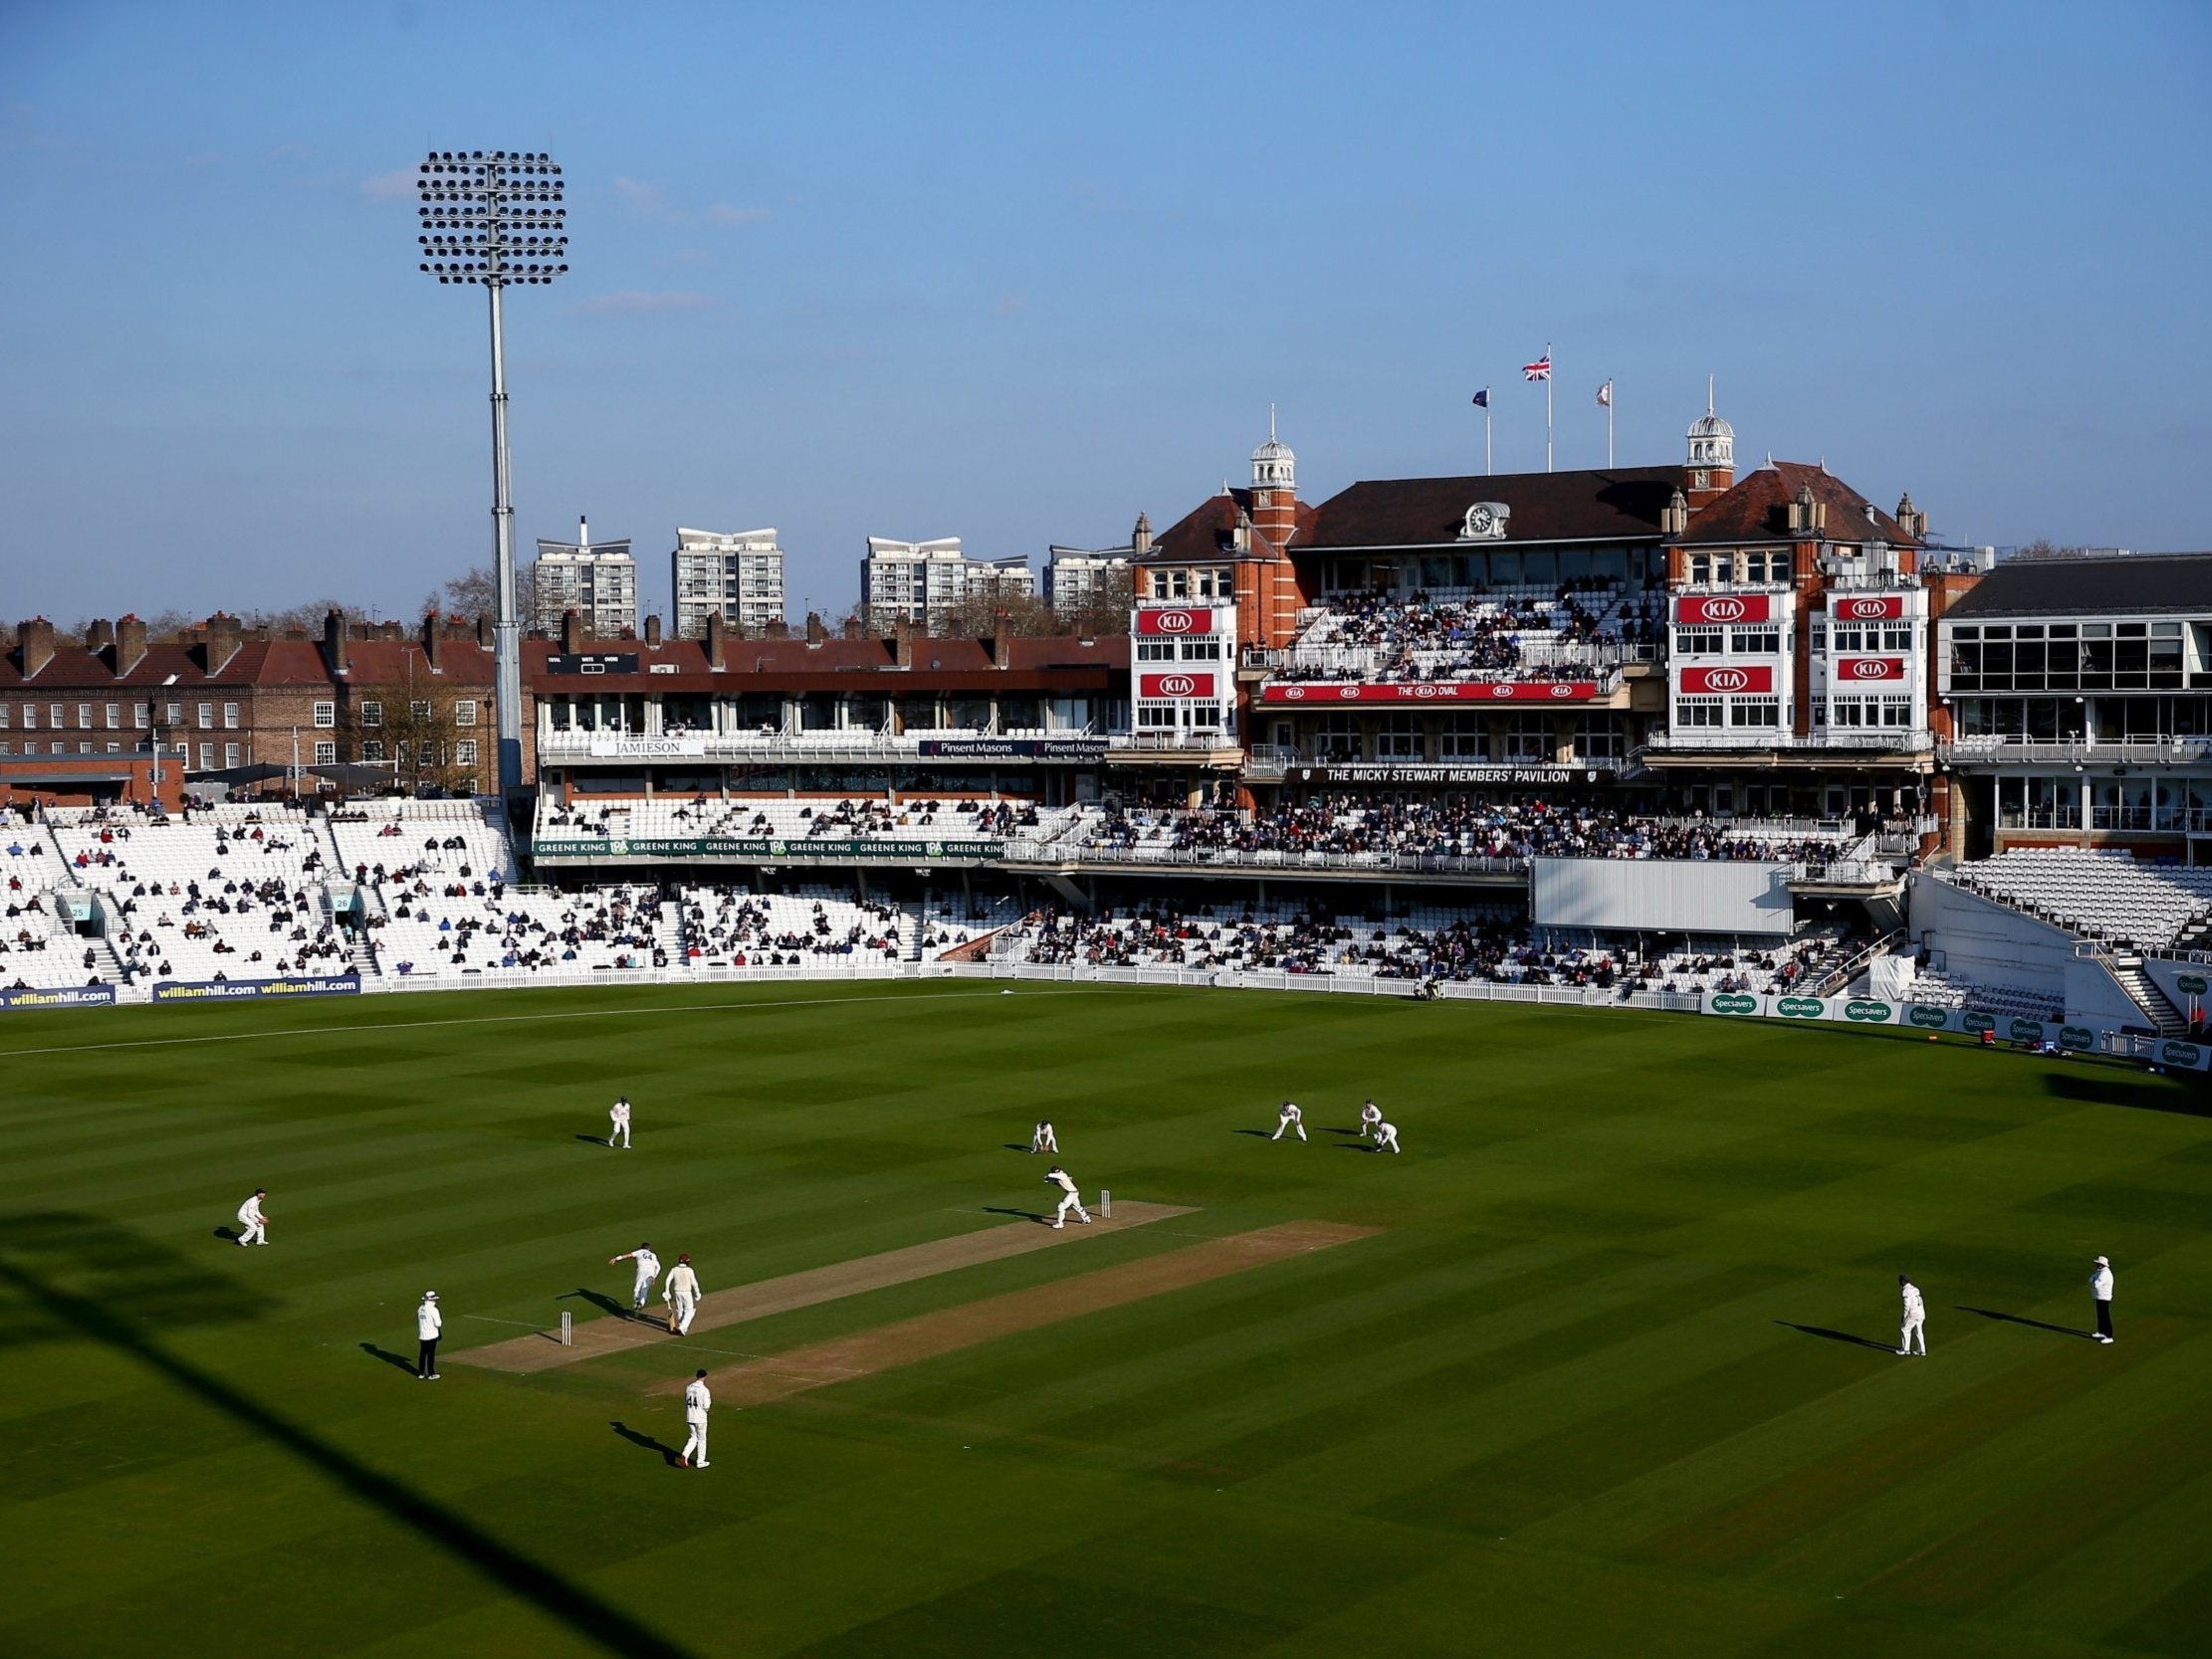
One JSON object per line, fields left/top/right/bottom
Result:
{"left": 3, "top": 980, "right": 2209, "bottom": 1658}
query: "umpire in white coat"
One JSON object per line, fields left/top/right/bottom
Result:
{"left": 415, "top": 1291, "right": 442, "bottom": 1379}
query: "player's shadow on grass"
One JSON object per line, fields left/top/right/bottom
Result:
{"left": 610, "top": 1420, "right": 680, "bottom": 1467}
{"left": 1000, "top": 1142, "right": 1031, "bottom": 1152}
{"left": 0, "top": 1222, "right": 698, "bottom": 1659}
{"left": 212, "top": 1225, "right": 239, "bottom": 1242}
{"left": 358, "top": 1342, "right": 417, "bottom": 1374}
{"left": 1956, "top": 1306, "right": 2097, "bottom": 1340}
{"left": 1232, "top": 1129, "right": 1273, "bottom": 1138}
{"left": 563, "top": 1287, "right": 637, "bottom": 1322}
{"left": 1774, "top": 1321, "right": 1898, "bottom": 1352}
{"left": 983, "top": 1205, "right": 1047, "bottom": 1223}
{"left": 574, "top": 1134, "right": 609, "bottom": 1147}
{"left": 2042, "top": 1072, "right": 2208, "bottom": 1117}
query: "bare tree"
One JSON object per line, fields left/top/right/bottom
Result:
{"left": 1053, "top": 565, "right": 1134, "bottom": 637}
{"left": 350, "top": 674, "right": 473, "bottom": 796}
{"left": 425, "top": 564, "right": 497, "bottom": 623}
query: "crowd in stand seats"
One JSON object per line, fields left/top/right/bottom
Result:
{"left": 376, "top": 884, "right": 659, "bottom": 975}
{"left": 1002, "top": 899, "right": 1853, "bottom": 996}
{"left": 540, "top": 794, "right": 1047, "bottom": 842}
{"left": 1068, "top": 798, "right": 1841, "bottom": 865}
{"left": 679, "top": 888, "right": 910, "bottom": 965}
{"left": 1276, "top": 584, "right": 1660, "bottom": 686}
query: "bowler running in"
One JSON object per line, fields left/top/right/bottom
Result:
{"left": 610, "top": 1242, "right": 663, "bottom": 1311}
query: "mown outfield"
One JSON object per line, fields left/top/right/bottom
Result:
{"left": 2, "top": 980, "right": 2208, "bottom": 1658}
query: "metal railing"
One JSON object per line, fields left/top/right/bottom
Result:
{"left": 995, "top": 840, "right": 1528, "bottom": 877}
{"left": 1936, "top": 735, "right": 2212, "bottom": 766}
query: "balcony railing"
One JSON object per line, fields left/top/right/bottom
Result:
{"left": 998, "top": 840, "right": 1529, "bottom": 877}
{"left": 1644, "top": 727, "right": 1934, "bottom": 753}
{"left": 1936, "top": 734, "right": 2212, "bottom": 766}
{"left": 1110, "top": 729, "right": 1240, "bottom": 752}
{"left": 537, "top": 725, "right": 1112, "bottom": 763}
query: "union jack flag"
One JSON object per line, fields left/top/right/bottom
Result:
{"left": 1522, "top": 353, "right": 1551, "bottom": 382}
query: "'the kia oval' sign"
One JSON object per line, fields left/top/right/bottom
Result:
{"left": 1676, "top": 594, "right": 1772, "bottom": 625}
{"left": 1257, "top": 682, "right": 1603, "bottom": 704}
{"left": 1679, "top": 665, "right": 1773, "bottom": 695}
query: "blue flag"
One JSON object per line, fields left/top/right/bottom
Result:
{"left": 1470, "top": 388, "right": 1490, "bottom": 409}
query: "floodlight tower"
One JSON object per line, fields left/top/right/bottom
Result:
{"left": 415, "top": 149, "right": 569, "bottom": 794}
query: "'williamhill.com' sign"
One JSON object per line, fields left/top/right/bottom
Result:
{"left": 0, "top": 984, "right": 118, "bottom": 1012}
{"left": 150, "top": 974, "right": 362, "bottom": 1004}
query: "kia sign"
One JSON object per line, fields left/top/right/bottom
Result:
{"left": 1831, "top": 594, "right": 1904, "bottom": 621}
{"left": 1675, "top": 594, "right": 1771, "bottom": 625}
{"left": 1136, "top": 608, "right": 1217, "bottom": 636}
{"left": 1678, "top": 665, "right": 1774, "bottom": 695}
{"left": 1838, "top": 658, "right": 1907, "bottom": 682}
{"left": 1258, "top": 681, "right": 1602, "bottom": 705}
{"left": 1139, "top": 672, "right": 1216, "bottom": 699}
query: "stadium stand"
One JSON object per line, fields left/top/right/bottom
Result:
{"left": 538, "top": 795, "right": 1064, "bottom": 844}
{"left": 1945, "top": 848, "right": 2212, "bottom": 951}
{"left": 1274, "top": 583, "right": 1658, "bottom": 686}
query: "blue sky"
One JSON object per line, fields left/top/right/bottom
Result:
{"left": 3, "top": 1, "right": 2207, "bottom": 627}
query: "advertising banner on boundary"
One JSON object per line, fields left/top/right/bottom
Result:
{"left": 150, "top": 975, "right": 362, "bottom": 1004}
{"left": 532, "top": 837, "right": 1004, "bottom": 861}
{"left": 0, "top": 984, "right": 117, "bottom": 1012}
{"left": 1697, "top": 991, "right": 2203, "bottom": 1069}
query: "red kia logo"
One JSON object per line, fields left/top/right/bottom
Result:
{"left": 1699, "top": 597, "right": 1746, "bottom": 623}
{"left": 1413, "top": 684, "right": 1439, "bottom": 699}
{"left": 1841, "top": 598, "right": 1886, "bottom": 620}
{"left": 1548, "top": 683, "right": 1573, "bottom": 698}
{"left": 1849, "top": 659, "right": 1894, "bottom": 680}
{"left": 1283, "top": 686, "right": 1305, "bottom": 701}
{"left": 1339, "top": 686, "right": 1360, "bottom": 699}
{"left": 1491, "top": 684, "right": 1514, "bottom": 698}
{"left": 1157, "top": 674, "right": 1196, "bottom": 697}
{"left": 1703, "top": 668, "right": 1749, "bottom": 692}
{"left": 1157, "top": 610, "right": 1195, "bottom": 632}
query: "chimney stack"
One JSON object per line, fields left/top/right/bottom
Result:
{"left": 841, "top": 616, "right": 862, "bottom": 640}
{"left": 421, "top": 612, "right": 444, "bottom": 674}
{"left": 323, "top": 610, "right": 348, "bottom": 675}
{"left": 560, "top": 608, "right": 584, "bottom": 655}
{"left": 204, "top": 613, "right": 243, "bottom": 669}
{"left": 893, "top": 615, "right": 914, "bottom": 670}
{"left": 644, "top": 614, "right": 663, "bottom": 647}
{"left": 476, "top": 614, "right": 493, "bottom": 649}
{"left": 705, "top": 609, "right": 728, "bottom": 670}
{"left": 805, "top": 610, "right": 826, "bottom": 646}
{"left": 16, "top": 617, "right": 57, "bottom": 678}
{"left": 116, "top": 615, "right": 148, "bottom": 677}
{"left": 85, "top": 618, "right": 115, "bottom": 652}
{"left": 991, "top": 612, "right": 1014, "bottom": 670}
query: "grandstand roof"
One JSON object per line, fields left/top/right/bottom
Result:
{"left": 1299, "top": 468, "right": 1681, "bottom": 549}
{"left": 1674, "top": 461, "right": 1921, "bottom": 547}
{"left": 1942, "top": 552, "right": 2212, "bottom": 619}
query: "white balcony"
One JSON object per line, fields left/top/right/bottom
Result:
{"left": 1936, "top": 734, "right": 2212, "bottom": 767}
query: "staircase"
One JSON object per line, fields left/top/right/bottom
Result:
{"left": 2110, "top": 955, "right": 2191, "bottom": 1038}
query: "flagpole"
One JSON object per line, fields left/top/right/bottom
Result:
{"left": 1608, "top": 389, "right": 1615, "bottom": 468}
{"left": 1545, "top": 341, "right": 1554, "bottom": 473}
{"left": 1485, "top": 406, "right": 1492, "bottom": 475}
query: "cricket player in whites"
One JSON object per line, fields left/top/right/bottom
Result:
{"left": 1373, "top": 1121, "right": 1403, "bottom": 1154}
{"left": 1272, "top": 1100, "right": 1307, "bottom": 1141}
{"left": 610, "top": 1242, "right": 663, "bottom": 1311}
{"left": 680, "top": 1368, "right": 712, "bottom": 1469}
{"left": 1029, "top": 1120, "right": 1057, "bottom": 1155}
{"left": 236, "top": 1187, "right": 270, "bottom": 1246}
{"left": 1361, "top": 1100, "right": 1384, "bottom": 1141}
{"left": 1045, "top": 1165, "right": 1092, "bottom": 1228}
{"left": 1896, "top": 1274, "right": 1927, "bottom": 1355}
{"left": 664, "top": 1253, "right": 702, "bottom": 1336}
{"left": 608, "top": 1096, "right": 633, "bottom": 1149}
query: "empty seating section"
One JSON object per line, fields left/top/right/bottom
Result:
{"left": 1277, "top": 583, "right": 1659, "bottom": 686}
{"left": 45, "top": 803, "right": 348, "bottom": 983}
{"left": 1950, "top": 848, "right": 2212, "bottom": 949}
{"left": 1, "top": 824, "right": 110, "bottom": 988}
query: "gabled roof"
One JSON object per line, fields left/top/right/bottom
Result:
{"left": 1299, "top": 467, "right": 1681, "bottom": 549}
{"left": 338, "top": 638, "right": 496, "bottom": 685}
{"left": 1678, "top": 461, "right": 1920, "bottom": 546}
{"left": 1147, "top": 489, "right": 1318, "bottom": 563}
{"left": 1942, "top": 553, "right": 2212, "bottom": 619}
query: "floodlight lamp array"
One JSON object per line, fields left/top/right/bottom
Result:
{"left": 414, "top": 150, "right": 569, "bottom": 286}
